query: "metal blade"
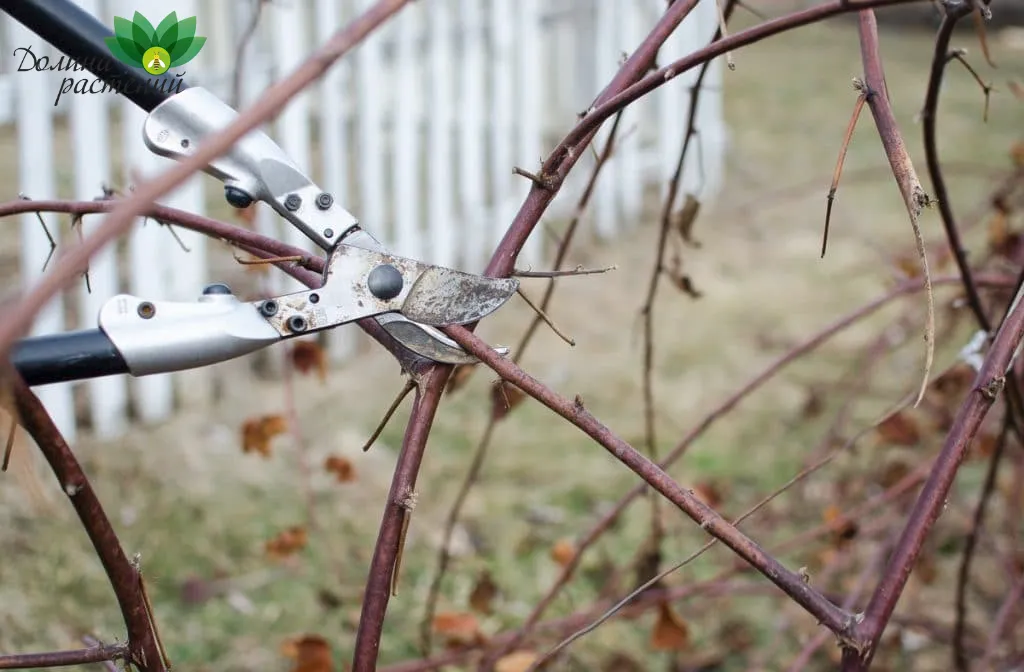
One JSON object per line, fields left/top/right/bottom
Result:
{"left": 375, "top": 314, "right": 509, "bottom": 364}
{"left": 401, "top": 269, "right": 519, "bottom": 326}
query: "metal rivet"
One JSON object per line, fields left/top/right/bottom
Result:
{"left": 137, "top": 301, "right": 156, "bottom": 319}
{"left": 284, "top": 194, "right": 302, "bottom": 211}
{"left": 316, "top": 192, "right": 333, "bottom": 210}
{"left": 224, "top": 186, "right": 253, "bottom": 209}
{"left": 202, "top": 283, "right": 232, "bottom": 295}
{"left": 180, "top": 138, "right": 190, "bottom": 148}
{"left": 323, "top": 228, "right": 334, "bottom": 239}
{"left": 287, "top": 315, "right": 308, "bottom": 333}
{"left": 367, "top": 264, "right": 404, "bottom": 300}
{"left": 259, "top": 300, "right": 278, "bottom": 317}
{"left": 309, "top": 293, "right": 320, "bottom": 304}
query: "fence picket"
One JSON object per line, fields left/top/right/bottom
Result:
{"left": 514, "top": 0, "right": 543, "bottom": 266}
{"left": 456, "top": 0, "right": 486, "bottom": 273}
{"left": 489, "top": 0, "right": 514, "bottom": 253}
{"left": 355, "top": 0, "right": 388, "bottom": 249}
{"left": 393, "top": 4, "right": 423, "bottom": 262}
{"left": 316, "top": 0, "right": 359, "bottom": 362}
{"left": 428, "top": 0, "right": 456, "bottom": 269}
{"left": 7, "top": 19, "right": 77, "bottom": 441}
{"left": 68, "top": 0, "right": 126, "bottom": 438}
{"left": 593, "top": 0, "right": 618, "bottom": 240}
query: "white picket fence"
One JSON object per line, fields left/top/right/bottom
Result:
{"left": 0, "top": 0, "right": 727, "bottom": 442}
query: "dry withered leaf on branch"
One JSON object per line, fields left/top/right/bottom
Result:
{"left": 673, "top": 194, "right": 702, "bottom": 247}
{"left": 266, "top": 525, "right": 308, "bottom": 560}
{"left": 280, "top": 634, "right": 334, "bottom": 672}
{"left": 446, "top": 364, "right": 476, "bottom": 395}
{"left": 468, "top": 569, "right": 499, "bottom": 615}
{"left": 495, "top": 651, "right": 539, "bottom": 672}
{"left": 292, "top": 341, "right": 327, "bottom": 382}
{"left": 491, "top": 380, "right": 527, "bottom": 422}
{"left": 650, "top": 602, "right": 690, "bottom": 651}
{"left": 669, "top": 272, "right": 702, "bottom": 299}
{"left": 692, "top": 480, "right": 724, "bottom": 509}
{"left": 432, "top": 611, "right": 486, "bottom": 648}
{"left": 550, "top": 538, "right": 577, "bottom": 568}
{"left": 241, "top": 414, "right": 288, "bottom": 457}
{"left": 323, "top": 455, "right": 357, "bottom": 483}
{"left": 874, "top": 412, "right": 921, "bottom": 447}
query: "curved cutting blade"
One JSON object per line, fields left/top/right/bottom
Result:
{"left": 402, "top": 269, "right": 519, "bottom": 326}
{"left": 375, "top": 314, "right": 509, "bottom": 364}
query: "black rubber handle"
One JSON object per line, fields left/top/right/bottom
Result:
{"left": 0, "top": 0, "right": 190, "bottom": 112}
{"left": 10, "top": 329, "right": 129, "bottom": 386}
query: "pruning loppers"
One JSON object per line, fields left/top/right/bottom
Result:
{"left": 9, "top": 84, "right": 517, "bottom": 386}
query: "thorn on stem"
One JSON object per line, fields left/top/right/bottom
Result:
{"left": 513, "top": 166, "right": 558, "bottom": 191}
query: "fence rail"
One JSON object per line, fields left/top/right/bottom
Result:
{"left": 0, "top": 0, "right": 727, "bottom": 442}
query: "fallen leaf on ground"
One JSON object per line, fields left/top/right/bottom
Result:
{"left": 469, "top": 570, "right": 499, "bottom": 615}
{"left": 292, "top": 341, "right": 327, "bottom": 382}
{"left": 432, "top": 611, "right": 485, "bottom": 647}
{"left": 495, "top": 650, "right": 539, "bottom": 672}
{"left": 550, "top": 538, "right": 576, "bottom": 567}
{"left": 241, "top": 414, "right": 288, "bottom": 457}
{"left": 875, "top": 412, "right": 920, "bottom": 447}
{"left": 823, "top": 504, "right": 858, "bottom": 546}
{"left": 650, "top": 602, "right": 690, "bottom": 651}
{"left": 281, "top": 634, "right": 333, "bottom": 672}
{"left": 266, "top": 526, "right": 308, "bottom": 560}
{"left": 324, "top": 455, "right": 357, "bottom": 483}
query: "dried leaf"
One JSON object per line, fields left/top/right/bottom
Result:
{"left": 266, "top": 525, "right": 308, "bottom": 560}
{"left": 324, "top": 455, "right": 357, "bottom": 483}
{"left": 495, "top": 651, "right": 539, "bottom": 672}
{"left": 634, "top": 538, "right": 663, "bottom": 591}
{"left": 242, "top": 414, "right": 288, "bottom": 457}
{"left": 670, "top": 273, "right": 702, "bottom": 299}
{"left": 692, "top": 481, "right": 723, "bottom": 509}
{"left": 672, "top": 194, "right": 702, "bottom": 247}
{"left": 875, "top": 412, "right": 920, "bottom": 447}
{"left": 972, "top": 431, "right": 1000, "bottom": 459}
{"left": 823, "top": 504, "right": 858, "bottom": 547}
{"left": 1012, "top": 140, "right": 1024, "bottom": 167}
{"left": 468, "top": 570, "right": 499, "bottom": 615}
{"left": 931, "top": 363, "right": 975, "bottom": 401}
{"left": 550, "top": 538, "right": 577, "bottom": 568}
{"left": 446, "top": 365, "right": 476, "bottom": 395}
{"left": 432, "top": 611, "right": 485, "bottom": 647}
{"left": 914, "top": 552, "right": 938, "bottom": 585}
{"left": 894, "top": 253, "right": 922, "bottom": 280}
{"left": 292, "top": 341, "right": 327, "bottom": 382}
{"left": 650, "top": 602, "right": 690, "bottom": 651}
{"left": 281, "top": 634, "right": 333, "bottom": 672}
{"left": 491, "top": 381, "right": 526, "bottom": 422}
{"left": 602, "top": 653, "right": 644, "bottom": 672}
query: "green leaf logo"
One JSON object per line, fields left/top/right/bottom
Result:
{"left": 104, "top": 11, "right": 206, "bottom": 74}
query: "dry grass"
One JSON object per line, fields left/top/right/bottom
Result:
{"left": 1, "top": 16, "right": 1023, "bottom": 671}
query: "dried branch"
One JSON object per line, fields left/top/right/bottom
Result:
{"left": 0, "top": 644, "right": 129, "bottom": 670}
{"left": 362, "top": 380, "right": 416, "bottom": 452}
{"left": 823, "top": 86, "right": 869, "bottom": 258}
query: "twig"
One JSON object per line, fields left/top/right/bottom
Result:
{"left": 857, "top": 9, "right": 934, "bottom": 407}
{"left": 2, "top": 418, "right": 14, "bottom": 472}
{"left": 0, "top": 644, "right": 129, "bottom": 670}
{"left": 947, "top": 50, "right": 993, "bottom": 122}
{"left": 134, "top": 556, "right": 171, "bottom": 670}
{"left": 981, "top": 571, "right": 1024, "bottom": 668}
{"left": 823, "top": 86, "right": 869, "bottom": 258}
{"left": 516, "top": 288, "right": 574, "bottom": 347}
{"left": 10, "top": 378, "right": 165, "bottom": 671}
{"left": 953, "top": 413, "right": 1013, "bottom": 670}
{"left": 234, "top": 253, "right": 306, "bottom": 266}
{"left": 363, "top": 379, "right": 416, "bottom": 452}
{"left": 513, "top": 265, "right": 616, "bottom": 278}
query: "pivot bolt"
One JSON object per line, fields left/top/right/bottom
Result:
{"left": 284, "top": 194, "right": 302, "bottom": 211}
{"left": 224, "top": 186, "right": 253, "bottom": 209}
{"left": 367, "top": 264, "right": 404, "bottom": 301}
{"left": 287, "top": 315, "right": 308, "bottom": 333}
{"left": 137, "top": 301, "right": 156, "bottom": 319}
{"left": 316, "top": 192, "right": 333, "bottom": 210}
